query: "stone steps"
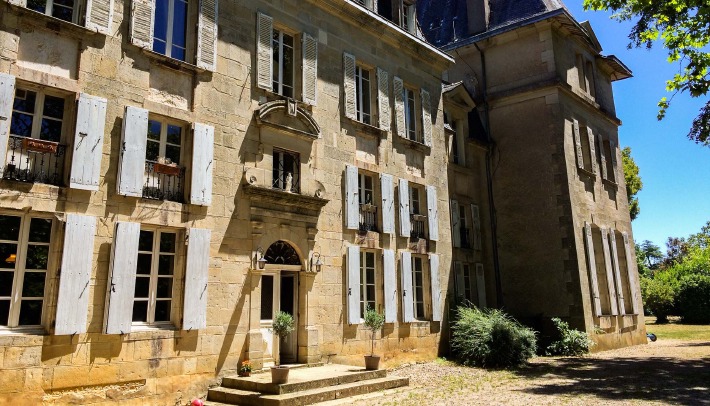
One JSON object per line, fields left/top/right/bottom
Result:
{"left": 222, "top": 369, "right": 387, "bottom": 394}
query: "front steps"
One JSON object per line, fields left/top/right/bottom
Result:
{"left": 206, "top": 364, "right": 408, "bottom": 406}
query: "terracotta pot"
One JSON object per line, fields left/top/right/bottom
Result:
{"left": 270, "top": 366, "right": 289, "bottom": 384}
{"left": 364, "top": 355, "right": 380, "bottom": 370}
{"left": 153, "top": 162, "right": 182, "bottom": 176}
{"left": 238, "top": 371, "right": 251, "bottom": 377}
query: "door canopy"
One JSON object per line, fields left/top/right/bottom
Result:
{"left": 264, "top": 240, "right": 302, "bottom": 265}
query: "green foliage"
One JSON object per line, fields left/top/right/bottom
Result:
{"left": 546, "top": 318, "right": 594, "bottom": 356}
{"left": 641, "top": 275, "right": 677, "bottom": 323}
{"left": 271, "top": 311, "right": 295, "bottom": 338}
{"left": 363, "top": 307, "right": 385, "bottom": 356}
{"left": 637, "top": 239, "right": 663, "bottom": 273}
{"left": 676, "top": 274, "right": 710, "bottom": 324}
{"left": 622, "top": 147, "right": 643, "bottom": 220}
{"left": 451, "top": 307, "right": 537, "bottom": 368}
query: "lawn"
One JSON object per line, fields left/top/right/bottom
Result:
{"left": 645, "top": 316, "right": 710, "bottom": 340}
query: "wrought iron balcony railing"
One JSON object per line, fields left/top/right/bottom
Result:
{"left": 143, "top": 161, "right": 185, "bottom": 203}
{"left": 359, "top": 204, "right": 378, "bottom": 232}
{"left": 3, "top": 135, "right": 66, "bottom": 186}
{"left": 411, "top": 214, "right": 427, "bottom": 240}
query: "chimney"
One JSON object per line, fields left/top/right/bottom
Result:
{"left": 466, "top": 0, "right": 490, "bottom": 35}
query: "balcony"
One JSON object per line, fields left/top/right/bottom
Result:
{"left": 2, "top": 135, "right": 66, "bottom": 186}
{"left": 143, "top": 161, "right": 185, "bottom": 203}
{"left": 411, "top": 214, "right": 427, "bottom": 240}
{"left": 359, "top": 203, "right": 378, "bottom": 233}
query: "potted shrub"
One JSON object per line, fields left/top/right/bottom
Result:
{"left": 270, "top": 311, "right": 295, "bottom": 384}
{"left": 238, "top": 360, "right": 252, "bottom": 377}
{"left": 363, "top": 307, "right": 385, "bottom": 370}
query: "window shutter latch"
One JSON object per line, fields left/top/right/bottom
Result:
{"left": 0, "top": 115, "right": 7, "bottom": 121}
{"left": 348, "top": 287, "right": 352, "bottom": 296}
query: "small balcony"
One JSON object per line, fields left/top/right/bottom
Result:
{"left": 359, "top": 203, "right": 378, "bottom": 233}
{"left": 411, "top": 214, "right": 427, "bottom": 240}
{"left": 2, "top": 135, "right": 66, "bottom": 186}
{"left": 143, "top": 161, "right": 185, "bottom": 203}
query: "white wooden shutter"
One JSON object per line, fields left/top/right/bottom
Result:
{"left": 573, "top": 119, "right": 583, "bottom": 170}
{"left": 609, "top": 140, "right": 618, "bottom": 183}
{"left": 256, "top": 12, "right": 273, "bottom": 91}
{"left": 600, "top": 227, "right": 619, "bottom": 315}
{"left": 85, "top": 0, "right": 114, "bottom": 35}
{"left": 609, "top": 231, "right": 626, "bottom": 315}
{"left": 475, "top": 263, "right": 487, "bottom": 308}
{"left": 380, "top": 174, "right": 395, "bottom": 234}
{"left": 55, "top": 214, "right": 96, "bottom": 335}
{"left": 398, "top": 178, "right": 411, "bottom": 237}
{"left": 0, "top": 73, "right": 15, "bottom": 178}
{"left": 343, "top": 53, "right": 357, "bottom": 120}
{"left": 383, "top": 249, "right": 397, "bottom": 323}
{"left": 377, "top": 68, "right": 390, "bottom": 131}
{"left": 472, "top": 204, "right": 482, "bottom": 250}
{"left": 429, "top": 254, "right": 442, "bottom": 322}
{"left": 191, "top": 123, "right": 214, "bottom": 206}
{"left": 302, "top": 33, "right": 318, "bottom": 105}
{"left": 196, "top": 0, "right": 218, "bottom": 71}
{"left": 130, "top": 0, "right": 155, "bottom": 49}
{"left": 400, "top": 251, "right": 414, "bottom": 323}
{"left": 345, "top": 165, "right": 359, "bottom": 230}
{"left": 183, "top": 228, "right": 210, "bottom": 330}
{"left": 70, "top": 93, "right": 107, "bottom": 191}
{"left": 8, "top": 0, "right": 27, "bottom": 6}
{"left": 598, "top": 133, "right": 608, "bottom": 180}
{"left": 117, "top": 106, "right": 148, "bottom": 197}
{"left": 347, "top": 246, "right": 361, "bottom": 325}
{"left": 451, "top": 200, "right": 461, "bottom": 248}
{"left": 584, "top": 222, "right": 602, "bottom": 317}
{"left": 587, "top": 126, "right": 597, "bottom": 175}
{"left": 393, "top": 76, "right": 405, "bottom": 138}
{"left": 454, "top": 262, "right": 464, "bottom": 302}
{"left": 426, "top": 185, "right": 438, "bottom": 241}
{"left": 421, "top": 88, "right": 432, "bottom": 147}
{"left": 622, "top": 232, "right": 640, "bottom": 314}
{"left": 105, "top": 222, "right": 140, "bottom": 334}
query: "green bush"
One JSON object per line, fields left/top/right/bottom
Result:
{"left": 676, "top": 274, "right": 710, "bottom": 324}
{"left": 640, "top": 276, "right": 676, "bottom": 323}
{"left": 363, "top": 307, "right": 385, "bottom": 356}
{"left": 546, "top": 318, "right": 594, "bottom": 356}
{"left": 451, "top": 307, "right": 537, "bottom": 368}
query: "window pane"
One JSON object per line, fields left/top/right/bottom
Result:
{"left": 0, "top": 300, "right": 9, "bottom": 325}
{"left": 0, "top": 243, "right": 18, "bottom": 270}
{"left": 260, "top": 275, "right": 274, "bottom": 320}
{"left": 156, "top": 277, "right": 172, "bottom": 298}
{"left": 153, "top": 0, "right": 169, "bottom": 51}
{"left": 166, "top": 125, "right": 182, "bottom": 145}
{"left": 134, "top": 276, "right": 150, "bottom": 298}
{"left": 416, "top": 302, "right": 424, "bottom": 318}
{"left": 366, "top": 252, "right": 374, "bottom": 268}
{"left": 0, "top": 271, "right": 14, "bottom": 296}
{"left": 146, "top": 140, "right": 160, "bottom": 162}
{"left": 52, "top": 2, "right": 74, "bottom": 22}
{"left": 18, "top": 300, "right": 42, "bottom": 325}
{"left": 172, "top": 0, "right": 188, "bottom": 48}
{"left": 139, "top": 230, "right": 154, "bottom": 251}
{"left": 0, "top": 216, "right": 21, "bottom": 241}
{"left": 132, "top": 300, "right": 148, "bottom": 322}
{"left": 10, "top": 113, "right": 33, "bottom": 137}
{"left": 22, "top": 271, "right": 46, "bottom": 297}
{"left": 165, "top": 145, "right": 181, "bottom": 165}
{"left": 148, "top": 120, "right": 162, "bottom": 141}
{"left": 43, "top": 95, "right": 65, "bottom": 119}
{"left": 158, "top": 255, "right": 174, "bottom": 275}
{"left": 272, "top": 31, "right": 281, "bottom": 91}
{"left": 154, "top": 300, "right": 171, "bottom": 322}
{"left": 26, "top": 0, "right": 46, "bottom": 13}
{"left": 366, "top": 285, "right": 375, "bottom": 303}
{"left": 137, "top": 253, "right": 152, "bottom": 275}
{"left": 160, "top": 232, "right": 176, "bottom": 253}
{"left": 29, "top": 218, "right": 52, "bottom": 243}
{"left": 25, "top": 245, "right": 49, "bottom": 270}
{"left": 40, "top": 118, "right": 63, "bottom": 142}
{"left": 171, "top": 47, "right": 186, "bottom": 62}
{"left": 13, "top": 89, "right": 36, "bottom": 114}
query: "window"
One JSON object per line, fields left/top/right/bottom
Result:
{"left": 462, "top": 264, "right": 475, "bottom": 303}
{"left": 412, "top": 256, "right": 425, "bottom": 319}
{"left": 272, "top": 148, "right": 300, "bottom": 193}
{"left": 359, "top": 173, "right": 374, "bottom": 205}
{"left": 401, "top": 2, "right": 416, "bottom": 34}
{"left": 133, "top": 229, "right": 177, "bottom": 325}
{"left": 143, "top": 118, "right": 185, "bottom": 202}
{"left": 260, "top": 274, "right": 274, "bottom": 320}
{"left": 355, "top": 66, "right": 372, "bottom": 125}
{"left": 359, "top": 251, "right": 376, "bottom": 317}
{"left": 358, "top": 173, "right": 377, "bottom": 232}
{"left": 27, "top": 0, "right": 78, "bottom": 24}
{"left": 409, "top": 185, "right": 420, "bottom": 215}
{"left": 153, "top": 0, "right": 189, "bottom": 61}
{"left": 11, "top": 88, "right": 66, "bottom": 143}
{"left": 272, "top": 29, "right": 295, "bottom": 98}
{"left": 0, "top": 214, "right": 53, "bottom": 328}
{"left": 146, "top": 119, "right": 183, "bottom": 165}
{"left": 404, "top": 87, "right": 418, "bottom": 141}
{"left": 459, "top": 205, "right": 471, "bottom": 248}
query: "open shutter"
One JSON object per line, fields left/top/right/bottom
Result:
{"left": 454, "top": 262, "right": 464, "bottom": 303}
{"left": 398, "top": 179, "right": 411, "bottom": 237}
{"left": 191, "top": 123, "right": 214, "bottom": 206}
{"left": 105, "top": 221, "right": 140, "bottom": 334}
{"left": 451, "top": 200, "right": 461, "bottom": 248}
{"left": 475, "top": 263, "right": 487, "bottom": 308}
{"left": 421, "top": 89, "right": 432, "bottom": 147}
{"left": 85, "top": 0, "right": 114, "bottom": 34}
{"left": 426, "top": 185, "right": 438, "bottom": 241}
{"left": 380, "top": 174, "right": 395, "bottom": 234}
{"left": 256, "top": 12, "right": 273, "bottom": 91}
{"left": 573, "top": 119, "right": 583, "bottom": 170}
{"left": 472, "top": 204, "right": 482, "bottom": 250}
{"left": 587, "top": 126, "right": 597, "bottom": 175}
{"left": 584, "top": 222, "right": 603, "bottom": 316}
{"left": 429, "top": 254, "right": 442, "bottom": 322}
{"left": 343, "top": 53, "right": 357, "bottom": 120}
{"left": 377, "top": 68, "right": 390, "bottom": 131}
{"left": 600, "top": 228, "right": 619, "bottom": 315}
{"left": 70, "top": 93, "right": 107, "bottom": 191}
{"left": 345, "top": 165, "right": 359, "bottom": 230}
{"left": 0, "top": 73, "right": 15, "bottom": 178}
{"left": 383, "top": 249, "right": 397, "bottom": 323}
{"left": 302, "top": 33, "right": 318, "bottom": 105}
{"left": 130, "top": 0, "right": 155, "bottom": 49}
{"left": 609, "top": 140, "right": 618, "bottom": 183}
{"left": 609, "top": 231, "right": 626, "bottom": 315}
{"left": 55, "top": 214, "right": 96, "bottom": 335}
{"left": 400, "top": 251, "right": 414, "bottom": 323}
{"left": 598, "top": 133, "right": 608, "bottom": 180}
{"left": 347, "top": 246, "right": 361, "bottom": 325}
{"left": 622, "top": 232, "right": 640, "bottom": 314}
{"left": 183, "top": 228, "right": 210, "bottom": 330}
{"left": 117, "top": 106, "right": 148, "bottom": 197}
{"left": 393, "top": 77, "right": 405, "bottom": 138}
{"left": 196, "top": 0, "right": 218, "bottom": 71}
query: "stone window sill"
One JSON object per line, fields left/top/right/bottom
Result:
{"left": 0, "top": 326, "right": 47, "bottom": 337}
{"left": 578, "top": 167, "right": 596, "bottom": 179}
{"left": 398, "top": 135, "right": 431, "bottom": 153}
{"left": 602, "top": 178, "right": 619, "bottom": 189}
{"left": 347, "top": 117, "right": 387, "bottom": 138}
{"left": 10, "top": 5, "right": 104, "bottom": 38}
{"left": 139, "top": 48, "right": 205, "bottom": 74}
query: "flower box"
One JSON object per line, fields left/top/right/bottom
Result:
{"left": 153, "top": 162, "right": 182, "bottom": 176}
{"left": 22, "top": 138, "right": 58, "bottom": 154}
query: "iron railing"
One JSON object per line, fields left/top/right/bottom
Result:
{"left": 359, "top": 204, "right": 378, "bottom": 232}
{"left": 3, "top": 135, "right": 65, "bottom": 186}
{"left": 411, "top": 214, "right": 427, "bottom": 240}
{"left": 143, "top": 161, "right": 185, "bottom": 202}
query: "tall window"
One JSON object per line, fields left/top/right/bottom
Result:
{"left": 11, "top": 88, "right": 66, "bottom": 143}
{"left": 146, "top": 119, "right": 183, "bottom": 165}
{"left": 153, "top": 0, "right": 189, "bottom": 61}
{"left": 401, "top": 2, "right": 415, "bottom": 34}
{"left": 27, "top": 0, "right": 77, "bottom": 23}
{"left": 272, "top": 148, "right": 300, "bottom": 193}
{"left": 358, "top": 173, "right": 374, "bottom": 205}
{"left": 459, "top": 205, "right": 470, "bottom": 248}
{"left": 409, "top": 186, "right": 421, "bottom": 215}
{"left": 404, "top": 87, "right": 417, "bottom": 141}
{"left": 412, "top": 256, "right": 425, "bottom": 319}
{"left": 0, "top": 214, "right": 52, "bottom": 328}
{"left": 462, "top": 264, "right": 474, "bottom": 303}
{"left": 133, "top": 229, "right": 177, "bottom": 325}
{"left": 359, "top": 251, "right": 376, "bottom": 317}
{"left": 355, "top": 66, "right": 372, "bottom": 125}
{"left": 272, "top": 29, "right": 295, "bottom": 98}
{"left": 143, "top": 118, "right": 185, "bottom": 202}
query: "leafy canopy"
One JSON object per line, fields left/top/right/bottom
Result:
{"left": 621, "top": 147, "right": 643, "bottom": 220}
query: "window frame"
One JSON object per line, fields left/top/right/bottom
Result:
{"left": 272, "top": 28, "right": 296, "bottom": 98}
{"left": 272, "top": 148, "right": 301, "bottom": 193}
{"left": 404, "top": 86, "right": 418, "bottom": 142}
{"left": 409, "top": 185, "right": 421, "bottom": 215}
{"left": 359, "top": 250, "right": 377, "bottom": 319}
{"left": 358, "top": 172, "right": 374, "bottom": 205}
{"left": 412, "top": 255, "right": 427, "bottom": 320}
{"left": 27, "top": 0, "right": 81, "bottom": 25}
{"left": 355, "top": 65, "right": 373, "bottom": 125}
{"left": 152, "top": 0, "right": 190, "bottom": 62}
{"left": 401, "top": 1, "right": 416, "bottom": 34}
{"left": 145, "top": 116, "right": 185, "bottom": 166}
{"left": 10, "top": 86, "right": 71, "bottom": 144}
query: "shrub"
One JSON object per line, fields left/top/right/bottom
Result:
{"left": 546, "top": 318, "right": 594, "bottom": 356}
{"left": 676, "top": 274, "right": 710, "bottom": 324}
{"left": 640, "top": 276, "right": 676, "bottom": 323}
{"left": 363, "top": 307, "right": 385, "bottom": 356}
{"left": 451, "top": 307, "right": 537, "bottom": 368}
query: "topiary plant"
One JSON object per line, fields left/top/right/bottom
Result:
{"left": 363, "top": 307, "right": 385, "bottom": 356}
{"left": 546, "top": 317, "right": 594, "bottom": 356}
{"left": 271, "top": 311, "right": 295, "bottom": 366}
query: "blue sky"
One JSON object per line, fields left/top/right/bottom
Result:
{"left": 565, "top": 2, "right": 710, "bottom": 250}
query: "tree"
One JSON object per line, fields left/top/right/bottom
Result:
{"left": 584, "top": 0, "right": 710, "bottom": 145}
{"left": 621, "top": 147, "right": 642, "bottom": 220}
{"left": 638, "top": 239, "right": 663, "bottom": 270}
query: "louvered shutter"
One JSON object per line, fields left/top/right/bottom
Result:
{"left": 600, "top": 227, "right": 619, "bottom": 315}
{"left": 377, "top": 68, "right": 390, "bottom": 131}
{"left": 302, "top": 33, "right": 318, "bottom": 105}
{"left": 451, "top": 200, "right": 461, "bottom": 248}
{"left": 609, "top": 231, "right": 626, "bottom": 315}
{"left": 587, "top": 126, "right": 597, "bottom": 175}
{"left": 8, "top": 0, "right": 27, "bottom": 6}
{"left": 85, "top": 0, "right": 114, "bottom": 35}
{"left": 584, "top": 222, "right": 602, "bottom": 316}
{"left": 400, "top": 251, "right": 414, "bottom": 323}
{"left": 472, "top": 204, "right": 482, "bottom": 250}
{"left": 475, "top": 263, "right": 487, "bottom": 308}
{"left": 105, "top": 222, "right": 140, "bottom": 334}
{"left": 343, "top": 53, "right": 357, "bottom": 120}
{"left": 191, "top": 123, "right": 214, "bottom": 206}
{"left": 55, "top": 214, "right": 96, "bottom": 335}
{"left": 421, "top": 89, "right": 432, "bottom": 147}
{"left": 426, "top": 185, "right": 438, "bottom": 241}
{"left": 622, "top": 232, "right": 640, "bottom": 314}
{"left": 383, "top": 249, "right": 397, "bottom": 323}
{"left": 573, "top": 119, "right": 583, "bottom": 170}
{"left": 0, "top": 73, "right": 15, "bottom": 178}
{"left": 347, "top": 246, "right": 361, "bottom": 325}
{"left": 117, "top": 106, "right": 148, "bottom": 197}
{"left": 130, "top": 0, "right": 155, "bottom": 49}
{"left": 256, "top": 12, "right": 273, "bottom": 91}
{"left": 398, "top": 179, "right": 411, "bottom": 237}
{"left": 609, "top": 140, "right": 618, "bottom": 183}
{"left": 393, "top": 76, "right": 405, "bottom": 138}
{"left": 429, "top": 254, "right": 442, "bottom": 322}
{"left": 345, "top": 165, "right": 359, "bottom": 230}
{"left": 70, "top": 93, "right": 107, "bottom": 191}
{"left": 598, "top": 133, "right": 608, "bottom": 180}
{"left": 196, "top": 0, "right": 218, "bottom": 71}
{"left": 454, "top": 262, "right": 464, "bottom": 303}
{"left": 183, "top": 228, "right": 210, "bottom": 330}
{"left": 380, "top": 174, "right": 395, "bottom": 234}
